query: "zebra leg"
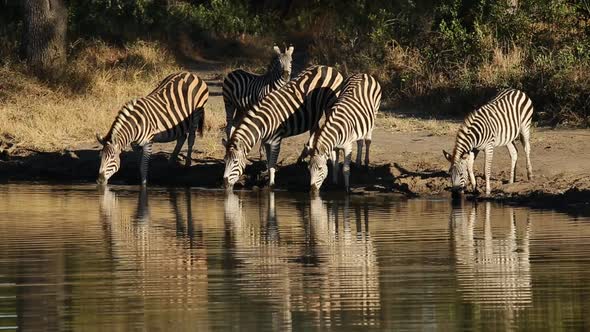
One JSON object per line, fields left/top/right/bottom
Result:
{"left": 467, "top": 151, "right": 478, "bottom": 194}
{"left": 364, "top": 138, "right": 372, "bottom": 167}
{"left": 343, "top": 143, "right": 353, "bottom": 192}
{"left": 483, "top": 145, "right": 494, "bottom": 196}
{"left": 170, "top": 135, "right": 187, "bottom": 166}
{"left": 356, "top": 140, "right": 364, "bottom": 165}
{"left": 186, "top": 128, "right": 196, "bottom": 167}
{"left": 267, "top": 142, "right": 281, "bottom": 188}
{"left": 520, "top": 129, "right": 533, "bottom": 180}
{"left": 139, "top": 143, "right": 153, "bottom": 186}
{"left": 224, "top": 101, "right": 235, "bottom": 139}
{"left": 332, "top": 149, "right": 340, "bottom": 184}
{"left": 506, "top": 141, "right": 518, "bottom": 184}
{"left": 264, "top": 142, "right": 271, "bottom": 166}
{"left": 259, "top": 144, "right": 267, "bottom": 161}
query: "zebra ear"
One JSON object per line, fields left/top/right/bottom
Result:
{"left": 273, "top": 45, "right": 281, "bottom": 55}
{"left": 96, "top": 133, "right": 106, "bottom": 146}
{"left": 286, "top": 45, "right": 294, "bottom": 56}
{"left": 443, "top": 150, "right": 452, "bottom": 162}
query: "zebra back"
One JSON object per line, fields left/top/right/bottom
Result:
{"left": 311, "top": 73, "right": 382, "bottom": 156}
{"left": 229, "top": 65, "right": 343, "bottom": 153}
{"left": 452, "top": 88, "right": 533, "bottom": 163}
{"left": 103, "top": 72, "right": 208, "bottom": 146}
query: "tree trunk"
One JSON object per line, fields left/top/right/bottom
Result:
{"left": 22, "top": 0, "right": 67, "bottom": 71}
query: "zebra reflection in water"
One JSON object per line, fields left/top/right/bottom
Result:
{"left": 307, "top": 196, "right": 381, "bottom": 327}
{"left": 450, "top": 201, "right": 531, "bottom": 317}
{"left": 222, "top": 193, "right": 380, "bottom": 329}
{"left": 98, "top": 187, "right": 208, "bottom": 327}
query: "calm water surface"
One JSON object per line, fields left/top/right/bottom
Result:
{"left": 0, "top": 184, "right": 589, "bottom": 331}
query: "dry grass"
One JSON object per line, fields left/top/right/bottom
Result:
{"left": 200, "top": 96, "right": 225, "bottom": 157}
{"left": 377, "top": 113, "right": 460, "bottom": 136}
{"left": 477, "top": 46, "right": 525, "bottom": 86}
{"left": 0, "top": 40, "right": 226, "bottom": 154}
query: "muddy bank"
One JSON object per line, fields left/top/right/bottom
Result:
{"left": 1, "top": 127, "right": 589, "bottom": 216}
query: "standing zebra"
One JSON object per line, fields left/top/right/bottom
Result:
{"left": 308, "top": 74, "right": 382, "bottom": 193}
{"left": 443, "top": 88, "right": 533, "bottom": 196}
{"left": 96, "top": 71, "right": 208, "bottom": 186}
{"left": 223, "top": 45, "right": 294, "bottom": 139}
{"left": 223, "top": 65, "right": 343, "bottom": 190}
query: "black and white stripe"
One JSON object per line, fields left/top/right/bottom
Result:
{"left": 223, "top": 65, "right": 344, "bottom": 189}
{"left": 443, "top": 88, "right": 533, "bottom": 196}
{"left": 222, "top": 45, "right": 293, "bottom": 138}
{"left": 97, "top": 71, "right": 208, "bottom": 185}
{"left": 308, "top": 74, "right": 382, "bottom": 192}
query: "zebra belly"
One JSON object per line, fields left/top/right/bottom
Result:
{"left": 494, "top": 131, "right": 521, "bottom": 147}
{"left": 152, "top": 130, "right": 183, "bottom": 143}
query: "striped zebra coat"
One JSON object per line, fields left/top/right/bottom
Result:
{"left": 97, "top": 71, "right": 208, "bottom": 185}
{"left": 222, "top": 65, "right": 344, "bottom": 189}
{"left": 443, "top": 88, "right": 533, "bottom": 196}
{"left": 308, "top": 74, "right": 382, "bottom": 192}
{"left": 222, "top": 45, "right": 294, "bottom": 139}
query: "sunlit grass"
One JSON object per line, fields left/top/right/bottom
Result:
{"left": 0, "top": 40, "right": 225, "bottom": 154}
{"left": 377, "top": 113, "right": 460, "bottom": 136}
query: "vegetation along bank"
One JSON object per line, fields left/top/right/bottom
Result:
{"left": 0, "top": 1, "right": 589, "bottom": 212}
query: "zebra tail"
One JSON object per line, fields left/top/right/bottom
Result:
{"left": 197, "top": 107, "right": 205, "bottom": 137}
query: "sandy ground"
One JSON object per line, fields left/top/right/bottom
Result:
{"left": 1, "top": 67, "right": 589, "bottom": 214}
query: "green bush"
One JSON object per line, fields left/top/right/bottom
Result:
{"left": 1, "top": 0, "right": 589, "bottom": 125}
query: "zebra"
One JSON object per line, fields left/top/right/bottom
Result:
{"left": 308, "top": 73, "right": 382, "bottom": 193}
{"left": 223, "top": 45, "right": 294, "bottom": 139}
{"left": 443, "top": 88, "right": 533, "bottom": 196}
{"left": 222, "top": 65, "right": 344, "bottom": 190}
{"left": 96, "top": 71, "right": 208, "bottom": 186}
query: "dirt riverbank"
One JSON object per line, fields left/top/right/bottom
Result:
{"left": 1, "top": 63, "right": 589, "bottom": 214}
{"left": 1, "top": 125, "right": 589, "bottom": 214}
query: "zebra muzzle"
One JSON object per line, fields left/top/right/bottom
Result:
{"left": 310, "top": 185, "right": 320, "bottom": 195}
{"left": 223, "top": 178, "right": 233, "bottom": 191}
{"left": 451, "top": 187, "right": 463, "bottom": 200}
{"left": 97, "top": 174, "right": 107, "bottom": 185}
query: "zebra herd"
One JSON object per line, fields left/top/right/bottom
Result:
{"left": 96, "top": 45, "right": 534, "bottom": 196}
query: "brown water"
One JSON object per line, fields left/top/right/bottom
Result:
{"left": 0, "top": 185, "right": 589, "bottom": 331}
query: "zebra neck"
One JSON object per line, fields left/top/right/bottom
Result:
{"left": 453, "top": 120, "right": 484, "bottom": 164}
{"left": 107, "top": 119, "right": 140, "bottom": 149}
{"left": 315, "top": 134, "right": 336, "bottom": 158}
{"left": 232, "top": 124, "right": 259, "bottom": 156}
{"left": 452, "top": 139, "right": 475, "bottom": 164}
{"left": 263, "top": 67, "right": 285, "bottom": 86}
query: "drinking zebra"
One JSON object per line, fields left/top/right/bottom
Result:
{"left": 223, "top": 65, "right": 343, "bottom": 190}
{"left": 222, "top": 45, "right": 294, "bottom": 139}
{"left": 443, "top": 88, "right": 533, "bottom": 196}
{"left": 96, "top": 71, "right": 208, "bottom": 186}
{"left": 308, "top": 73, "right": 382, "bottom": 193}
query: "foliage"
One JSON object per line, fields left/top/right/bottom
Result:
{"left": 1, "top": 0, "right": 589, "bottom": 125}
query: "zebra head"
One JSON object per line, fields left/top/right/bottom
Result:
{"left": 272, "top": 45, "right": 294, "bottom": 81}
{"left": 97, "top": 134, "right": 122, "bottom": 185}
{"left": 309, "top": 152, "right": 329, "bottom": 194}
{"left": 444, "top": 149, "right": 469, "bottom": 195}
{"left": 222, "top": 138, "right": 247, "bottom": 190}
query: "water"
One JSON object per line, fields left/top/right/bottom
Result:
{"left": 0, "top": 184, "right": 589, "bottom": 331}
